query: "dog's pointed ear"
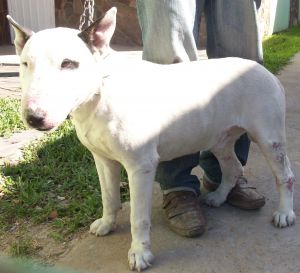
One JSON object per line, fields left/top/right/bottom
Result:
{"left": 6, "top": 15, "right": 34, "bottom": 56}
{"left": 78, "top": 7, "right": 117, "bottom": 53}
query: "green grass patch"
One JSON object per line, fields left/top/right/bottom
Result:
{"left": 0, "top": 117, "right": 129, "bottom": 237}
{"left": 263, "top": 24, "right": 300, "bottom": 74}
{"left": 0, "top": 98, "right": 26, "bottom": 137}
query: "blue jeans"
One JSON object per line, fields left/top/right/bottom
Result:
{"left": 137, "top": 0, "right": 263, "bottom": 195}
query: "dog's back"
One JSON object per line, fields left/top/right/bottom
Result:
{"left": 98, "top": 55, "right": 284, "bottom": 159}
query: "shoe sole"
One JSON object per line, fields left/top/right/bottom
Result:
{"left": 166, "top": 222, "right": 206, "bottom": 238}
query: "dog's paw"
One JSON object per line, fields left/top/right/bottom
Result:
{"left": 205, "top": 191, "right": 226, "bottom": 207}
{"left": 89, "top": 218, "right": 115, "bottom": 236}
{"left": 273, "top": 210, "right": 296, "bottom": 228}
{"left": 128, "top": 245, "right": 154, "bottom": 272}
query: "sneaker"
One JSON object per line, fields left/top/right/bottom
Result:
{"left": 162, "top": 191, "right": 206, "bottom": 237}
{"left": 202, "top": 175, "right": 266, "bottom": 210}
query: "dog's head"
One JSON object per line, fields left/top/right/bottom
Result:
{"left": 7, "top": 7, "right": 117, "bottom": 131}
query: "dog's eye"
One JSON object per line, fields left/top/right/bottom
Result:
{"left": 21, "top": 61, "right": 28, "bottom": 67}
{"left": 61, "top": 59, "right": 79, "bottom": 70}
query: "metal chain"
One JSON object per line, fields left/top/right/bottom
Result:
{"left": 79, "top": 0, "right": 95, "bottom": 30}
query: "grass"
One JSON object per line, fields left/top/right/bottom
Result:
{"left": 9, "top": 237, "right": 41, "bottom": 258}
{"left": 263, "top": 24, "right": 300, "bottom": 73}
{"left": 1, "top": 24, "right": 300, "bottom": 248}
{"left": 0, "top": 115, "right": 129, "bottom": 238}
{"left": 0, "top": 98, "right": 26, "bottom": 137}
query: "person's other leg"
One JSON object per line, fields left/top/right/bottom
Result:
{"left": 205, "top": 0, "right": 263, "bottom": 61}
{"left": 137, "top": 0, "right": 206, "bottom": 237}
{"left": 200, "top": 0, "right": 265, "bottom": 209}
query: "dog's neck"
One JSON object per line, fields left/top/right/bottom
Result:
{"left": 70, "top": 49, "right": 113, "bottom": 120}
{"left": 70, "top": 48, "right": 135, "bottom": 124}
{"left": 70, "top": 91, "right": 101, "bottom": 122}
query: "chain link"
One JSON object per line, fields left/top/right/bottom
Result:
{"left": 79, "top": 0, "right": 95, "bottom": 30}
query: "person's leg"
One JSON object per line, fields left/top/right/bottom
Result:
{"left": 205, "top": 0, "right": 263, "bottom": 62}
{"left": 157, "top": 153, "right": 201, "bottom": 195}
{"left": 137, "top": 0, "right": 200, "bottom": 64}
{"left": 137, "top": 0, "right": 206, "bottom": 237}
{"left": 200, "top": 0, "right": 265, "bottom": 209}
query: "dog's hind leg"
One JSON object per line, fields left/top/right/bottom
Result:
{"left": 205, "top": 127, "right": 245, "bottom": 207}
{"left": 256, "top": 137, "right": 296, "bottom": 228}
{"left": 90, "top": 153, "right": 122, "bottom": 236}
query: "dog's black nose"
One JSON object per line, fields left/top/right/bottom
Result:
{"left": 26, "top": 108, "right": 46, "bottom": 129}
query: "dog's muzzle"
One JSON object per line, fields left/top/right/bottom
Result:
{"left": 25, "top": 108, "right": 52, "bottom": 131}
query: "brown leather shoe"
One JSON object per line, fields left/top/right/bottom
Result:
{"left": 162, "top": 191, "right": 206, "bottom": 237}
{"left": 202, "top": 175, "right": 266, "bottom": 210}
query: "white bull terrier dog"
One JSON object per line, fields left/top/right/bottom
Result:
{"left": 8, "top": 7, "right": 296, "bottom": 272}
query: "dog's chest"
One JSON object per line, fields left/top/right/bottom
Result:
{"left": 73, "top": 116, "right": 119, "bottom": 160}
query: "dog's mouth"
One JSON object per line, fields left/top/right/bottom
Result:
{"left": 26, "top": 118, "right": 56, "bottom": 131}
{"left": 35, "top": 126, "right": 55, "bottom": 132}
{"left": 24, "top": 108, "right": 61, "bottom": 132}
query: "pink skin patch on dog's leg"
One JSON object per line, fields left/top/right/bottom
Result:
{"left": 284, "top": 177, "right": 295, "bottom": 193}
{"left": 271, "top": 142, "right": 285, "bottom": 164}
{"left": 272, "top": 142, "right": 282, "bottom": 150}
{"left": 258, "top": 140, "right": 296, "bottom": 227}
{"left": 272, "top": 145, "right": 294, "bottom": 192}
{"left": 276, "top": 153, "right": 285, "bottom": 165}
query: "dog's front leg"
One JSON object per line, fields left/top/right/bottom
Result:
{"left": 126, "top": 161, "right": 157, "bottom": 272}
{"left": 90, "top": 153, "right": 121, "bottom": 236}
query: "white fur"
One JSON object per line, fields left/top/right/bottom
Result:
{"left": 9, "top": 8, "right": 296, "bottom": 272}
